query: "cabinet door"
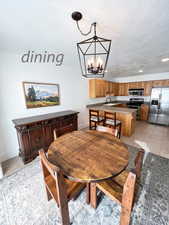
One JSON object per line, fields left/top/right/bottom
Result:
{"left": 115, "top": 83, "right": 119, "bottom": 96}
{"left": 144, "top": 81, "right": 152, "bottom": 96}
{"left": 137, "top": 81, "right": 144, "bottom": 88}
{"left": 89, "top": 79, "right": 96, "bottom": 98}
{"left": 105, "top": 81, "right": 110, "bottom": 95}
{"left": 43, "top": 119, "right": 59, "bottom": 150}
{"left": 124, "top": 83, "right": 129, "bottom": 96}
{"left": 141, "top": 104, "right": 150, "bottom": 121}
{"left": 164, "top": 80, "right": 169, "bottom": 86}
{"left": 100, "top": 80, "right": 107, "bottom": 97}
{"left": 129, "top": 82, "right": 138, "bottom": 89}
{"left": 95, "top": 80, "right": 102, "bottom": 97}
{"left": 28, "top": 124, "right": 44, "bottom": 157}
{"left": 118, "top": 83, "right": 126, "bottom": 96}
{"left": 108, "top": 82, "right": 116, "bottom": 96}
{"left": 89, "top": 79, "right": 107, "bottom": 98}
{"left": 152, "top": 80, "right": 164, "bottom": 87}
{"left": 118, "top": 83, "right": 122, "bottom": 96}
{"left": 58, "top": 115, "right": 77, "bottom": 136}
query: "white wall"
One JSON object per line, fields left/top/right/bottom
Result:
{"left": 110, "top": 72, "right": 169, "bottom": 83}
{"left": 0, "top": 52, "right": 92, "bottom": 161}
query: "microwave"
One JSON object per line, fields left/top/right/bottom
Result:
{"left": 128, "top": 88, "right": 144, "bottom": 96}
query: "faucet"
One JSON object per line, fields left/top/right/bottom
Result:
{"left": 106, "top": 95, "right": 112, "bottom": 103}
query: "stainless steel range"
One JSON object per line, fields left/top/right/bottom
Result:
{"left": 127, "top": 98, "right": 144, "bottom": 120}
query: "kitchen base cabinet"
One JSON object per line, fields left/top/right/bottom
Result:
{"left": 116, "top": 112, "right": 136, "bottom": 136}
{"left": 13, "top": 111, "right": 78, "bottom": 164}
{"left": 140, "top": 104, "right": 150, "bottom": 121}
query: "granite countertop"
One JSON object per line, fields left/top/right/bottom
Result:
{"left": 87, "top": 104, "right": 137, "bottom": 114}
{"left": 86, "top": 101, "right": 150, "bottom": 108}
{"left": 12, "top": 110, "right": 79, "bottom": 126}
{"left": 86, "top": 101, "right": 127, "bottom": 107}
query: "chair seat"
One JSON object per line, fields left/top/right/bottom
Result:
{"left": 96, "top": 170, "right": 129, "bottom": 205}
{"left": 45, "top": 175, "right": 85, "bottom": 201}
{"left": 96, "top": 179, "right": 123, "bottom": 205}
{"left": 105, "top": 119, "right": 121, "bottom": 126}
{"left": 90, "top": 116, "right": 104, "bottom": 122}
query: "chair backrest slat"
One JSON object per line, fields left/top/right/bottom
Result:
{"left": 96, "top": 125, "right": 118, "bottom": 137}
{"left": 104, "top": 112, "right": 117, "bottom": 127}
{"left": 96, "top": 126, "right": 118, "bottom": 137}
{"left": 89, "top": 109, "right": 99, "bottom": 117}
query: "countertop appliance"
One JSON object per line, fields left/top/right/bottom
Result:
{"left": 148, "top": 87, "right": 169, "bottom": 125}
{"left": 127, "top": 98, "right": 144, "bottom": 120}
{"left": 128, "top": 88, "right": 144, "bottom": 96}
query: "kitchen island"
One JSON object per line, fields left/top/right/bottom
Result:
{"left": 86, "top": 103, "right": 137, "bottom": 137}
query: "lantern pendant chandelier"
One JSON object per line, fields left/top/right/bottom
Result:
{"left": 71, "top": 11, "right": 111, "bottom": 78}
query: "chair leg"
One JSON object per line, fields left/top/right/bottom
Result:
{"left": 90, "top": 183, "right": 97, "bottom": 209}
{"left": 59, "top": 203, "right": 70, "bottom": 225}
{"left": 56, "top": 174, "right": 70, "bottom": 225}
{"left": 45, "top": 186, "right": 52, "bottom": 201}
{"left": 89, "top": 120, "right": 92, "bottom": 130}
{"left": 120, "top": 172, "right": 136, "bottom": 225}
{"left": 118, "top": 123, "right": 122, "bottom": 138}
{"left": 86, "top": 183, "right": 90, "bottom": 204}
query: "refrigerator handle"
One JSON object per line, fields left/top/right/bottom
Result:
{"left": 158, "top": 93, "right": 162, "bottom": 110}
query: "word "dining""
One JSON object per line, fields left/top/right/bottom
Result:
{"left": 21, "top": 51, "right": 64, "bottom": 66}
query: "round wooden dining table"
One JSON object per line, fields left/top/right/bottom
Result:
{"left": 47, "top": 130, "right": 129, "bottom": 183}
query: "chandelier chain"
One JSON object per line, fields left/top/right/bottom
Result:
{"left": 76, "top": 21, "right": 96, "bottom": 36}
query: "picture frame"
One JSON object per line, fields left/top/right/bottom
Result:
{"left": 23, "top": 82, "right": 60, "bottom": 109}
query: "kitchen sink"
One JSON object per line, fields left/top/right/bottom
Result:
{"left": 103, "top": 103, "right": 121, "bottom": 106}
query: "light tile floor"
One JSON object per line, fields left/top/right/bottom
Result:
{"left": 121, "top": 121, "right": 169, "bottom": 159}
{"left": 2, "top": 121, "right": 169, "bottom": 177}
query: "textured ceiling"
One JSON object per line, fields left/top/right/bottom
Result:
{"left": 0, "top": 0, "right": 169, "bottom": 77}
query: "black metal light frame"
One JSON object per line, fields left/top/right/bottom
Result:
{"left": 72, "top": 12, "right": 111, "bottom": 78}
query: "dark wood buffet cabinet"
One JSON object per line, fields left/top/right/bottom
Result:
{"left": 13, "top": 110, "right": 79, "bottom": 164}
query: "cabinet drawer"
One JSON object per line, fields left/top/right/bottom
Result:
{"left": 60, "top": 115, "right": 76, "bottom": 127}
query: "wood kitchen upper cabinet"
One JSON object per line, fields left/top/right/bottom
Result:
{"left": 129, "top": 82, "right": 138, "bottom": 89}
{"left": 164, "top": 80, "right": 169, "bottom": 86}
{"left": 124, "top": 83, "right": 129, "bottom": 96}
{"left": 109, "top": 82, "right": 118, "bottom": 96}
{"left": 144, "top": 81, "right": 152, "bottom": 96}
{"left": 89, "top": 79, "right": 169, "bottom": 98}
{"left": 152, "top": 80, "right": 169, "bottom": 87}
{"left": 118, "top": 83, "right": 125, "bottom": 96}
{"left": 89, "top": 79, "right": 107, "bottom": 98}
{"left": 137, "top": 81, "right": 145, "bottom": 88}
{"left": 89, "top": 79, "right": 118, "bottom": 98}
{"left": 118, "top": 83, "right": 129, "bottom": 96}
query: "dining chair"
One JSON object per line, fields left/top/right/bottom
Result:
{"left": 89, "top": 149, "right": 144, "bottom": 225}
{"left": 89, "top": 109, "right": 104, "bottom": 130}
{"left": 96, "top": 125, "right": 119, "bottom": 138}
{"left": 39, "top": 149, "right": 85, "bottom": 225}
{"left": 103, "top": 111, "right": 122, "bottom": 138}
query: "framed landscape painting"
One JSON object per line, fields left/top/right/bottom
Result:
{"left": 23, "top": 82, "right": 60, "bottom": 108}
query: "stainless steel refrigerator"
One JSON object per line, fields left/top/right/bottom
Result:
{"left": 148, "top": 87, "right": 169, "bottom": 125}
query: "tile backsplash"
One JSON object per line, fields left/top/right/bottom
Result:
{"left": 116, "top": 96, "right": 151, "bottom": 102}
{"left": 87, "top": 95, "right": 151, "bottom": 105}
